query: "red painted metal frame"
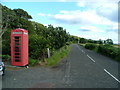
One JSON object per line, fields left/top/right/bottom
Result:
{"left": 11, "top": 28, "right": 28, "bottom": 66}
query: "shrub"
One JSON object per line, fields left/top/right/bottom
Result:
{"left": 85, "top": 43, "right": 96, "bottom": 50}
{"left": 29, "top": 58, "right": 39, "bottom": 66}
{"left": 83, "top": 43, "right": 120, "bottom": 62}
{"left": 0, "top": 55, "right": 10, "bottom": 61}
{"left": 46, "top": 45, "right": 71, "bottom": 66}
{"left": 97, "top": 45, "right": 120, "bottom": 61}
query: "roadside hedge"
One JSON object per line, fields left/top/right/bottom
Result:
{"left": 84, "top": 44, "right": 120, "bottom": 62}
{"left": 0, "top": 55, "right": 10, "bottom": 61}
{"left": 85, "top": 43, "right": 96, "bottom": 50}
{"left": 97, "top": 45, "right": 120, "bottom": 61}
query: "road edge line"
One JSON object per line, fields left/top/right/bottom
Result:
{"left": 87, "top": 55, "right": 95, "bottom": 62}
{"left": 104, "top": 69, "right": 120, "bottom": 83}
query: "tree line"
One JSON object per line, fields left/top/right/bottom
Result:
{"left": 79, "top": 38, "right": 113, "bottom": 45}
{"left": 1, "top": 4, "right": 114, "bottom": 61}
{"left": 1, "top": 4, "right": 71, "bottom": 60}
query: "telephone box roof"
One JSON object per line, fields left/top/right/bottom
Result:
{"left": 12, "top": 28, "right": 28, "bottom": 32}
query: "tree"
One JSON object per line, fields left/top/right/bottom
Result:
{"left": 79, "top": 38, "right": 87, "bottom": 43}
{"left": 87, "top": 39, "right": 94, "bottom": 43}
{"left": 1, "top": 4, "right": 70, "bottom": 62}
{"left": 98, "top": 39, "right": 103, "bottom": 44}
{"left": 1, "top": 5, "right": 33, "bottom": 38}
{"left": 104, "top": 39, "right": 113, "bottom": 45}
{"left": 13, "top": 9, "right": 32, "bottom": 20}
{"left": 1, "top": 5, "right": 16, "bottom": 37}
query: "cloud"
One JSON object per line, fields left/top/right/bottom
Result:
{"left": 106, "top": 23, "right": 118, "bottom": 33}
{"left": 79, "top": 26, "right": 104, "bottom": 32}
{"left": 1, "top": 0, "right": 119, "bottom": 2}
{"left": 45, "top": 10, "right": 114, "bottom": 26}
{"left": 80, "top": 29, "right": 90, "bottom": 32}
{"left": 96, "top": 2, "right": 118, "bottom": 22}
{"left": 38, "top": 8, "right": 118, "bottom": 33}
{"left": 77, "top": 2, "right": 85, "bottom": 7}
{"left": 38, "top": 13, "right": 46, "bottom": 16}
{"left": 77, "top": 2, "right": 118, "bottom": 22}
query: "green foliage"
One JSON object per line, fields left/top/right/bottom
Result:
{"left": 85, "top": 43, "right": 96, "bottom": 50}
{"left": 0, "top": 55, "right": 10, "bottom": 61}
{"left": 29, "top": 58, "right": 39, "bottom": 66}
{"left": 98, "top": 39, "right": 103, "bottom": 44}
{"left": 83, "top": 43, "right": 120, "bottom": 62}
{"left": 68, "top": 35, "right": 78, "bottom": 43}
{"left": 79, "top": 38, "right": 87, "bottom": 43}
{"left": 46, "top": 45, "right": 71, "bottom": 66}
{"left": 104, "top": 39, "right": 113, "bottom": 45}
{"left": 29, "top": 34, "right": 48, "bottom": 59}
{"left": 97, "top": 45, "right": 120, "bottom": 61}
{"left": 2, "top": 28, "right": 11, "bottom": 55}
{"left": 13, "top": 9, "right": 32, "bottom": 19}
{"left": 87, "top": 39, "right": 94, "bottom": 43}
{"left": 2, "top": 4, "right": 70, "bottom": 61}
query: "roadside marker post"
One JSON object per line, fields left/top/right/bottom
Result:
{"left": 47, "top": 48, "right": 50, "bottom": 58}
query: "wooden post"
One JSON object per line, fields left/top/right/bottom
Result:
{"left": 47, "top": 48, "right": 50, "bottom": 58}
{"left": 78, "top": 37, "right": 79, "bottom": 44}
{"left": 42, "top": 48, "right": 45, "bottom": 62}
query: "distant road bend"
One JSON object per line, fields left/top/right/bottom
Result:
{"left": 2, "top": 44, "right": 120, "bottom": 88}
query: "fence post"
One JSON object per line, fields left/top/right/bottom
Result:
{"left": 47, "top": 48, "right": 50, "bottom": 58}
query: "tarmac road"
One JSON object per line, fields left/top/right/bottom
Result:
{"left": 2, "top": 44, "right": 120, "bottom": 88}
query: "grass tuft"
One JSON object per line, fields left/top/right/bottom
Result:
{"left": 46, "top": 45, "right": 71, "bottom": 66}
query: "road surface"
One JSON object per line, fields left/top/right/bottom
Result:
{"left": 2, "top": 44, "right": 120, "bottom": 88}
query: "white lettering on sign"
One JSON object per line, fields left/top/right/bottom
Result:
{"left": 13, "top": 32, "right": 22, "bottom": 34}
{"left": 24, "top": 32, "right": 28, "bottom": 35}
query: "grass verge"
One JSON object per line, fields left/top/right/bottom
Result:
{"left": 29, "top": 58, "right": 40, "bottom": 66}
{"left": 79, "top": 43, "right": 120, "bottom": 62}
{"left": 46, "top": 45, "right": 71, "bottom": 66}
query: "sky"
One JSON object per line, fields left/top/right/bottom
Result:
{"left": 1, "top": 0, "right": 119, "bottom": 44}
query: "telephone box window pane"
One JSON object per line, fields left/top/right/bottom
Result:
{"left": 14, "top": 36, "right": 21, "bottom": 47}
{"left": 15, "top": 56, "right": 20, "bottom": 58}
{"left": 14, "top": 37, "right": 20, "bottom": 39}
{"left": 15, "top": 53, "right": 20, "bottom": 55}
{"left": 15, "top": 59, "right": 20, "bottom": 62}
{"left": 15, "top": 49, "right": 20, "bottom": 52}
{"left": 15, "top": 47, "right": 20, "bottom": 50}
{"left": 15, "top": 43, "right": 21, "bottom": 46}
{"left": 15, "top": 47, "right": 20, "bottom": 51}
{"left": 15, "top": 40, "right": 19, "bottom": 42}
{"left": 14, "top": 40, "right": 21, "bottom": 43}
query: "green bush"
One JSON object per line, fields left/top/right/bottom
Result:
{"left": 29, "top": 58, "right": 39, "bottom": 66}
{"left": 83, "top": 43, "right": 120, "bottom": 62}
{"left": 0, "top": 55, "right": 10, "bottom": 61}
{"left": 46, "top": 45, "right": 71, "bottom": 66}
{"left": 85, "top": 43, "right": 96, "bottom": 50}
{"left": 97, "top": 45, "right": 120, "bottom": 61}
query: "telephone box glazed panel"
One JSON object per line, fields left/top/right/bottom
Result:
{"left": 11, "top": 29, "right": 28, "bottom": 66}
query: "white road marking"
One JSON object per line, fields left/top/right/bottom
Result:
{"left": 77, "top": 45, "right": 81, "bottom": 51}
{"left": 77, "top": 45, "right": 85, "bottom": 54}
{"left": 87, "top": 55, "right": 95, "bottom": 62}
{"left": 82, "top": 50, "right": 85, "bottom": 54}
{"left": 77, "top": 44, "right": 120, "bottom": 83}
{"left": 104, "top": 69, "right": 120, "bottom": 83}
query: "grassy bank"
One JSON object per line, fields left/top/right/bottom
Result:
{"left": 17, "top": 45, "right": 71, "bottom": 67}
{"left": 79, "top": 43, "right": 120, "bottom": 62}
{"left": 46, "top": 45, "right": 71, "bottom": 66}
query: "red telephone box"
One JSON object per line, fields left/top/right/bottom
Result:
{"left": 11, "top": 28, "right": 28, "bottom": 66}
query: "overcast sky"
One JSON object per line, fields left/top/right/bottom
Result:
{"left": 1, "top": 0, "right": 119, "bottom": 44}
